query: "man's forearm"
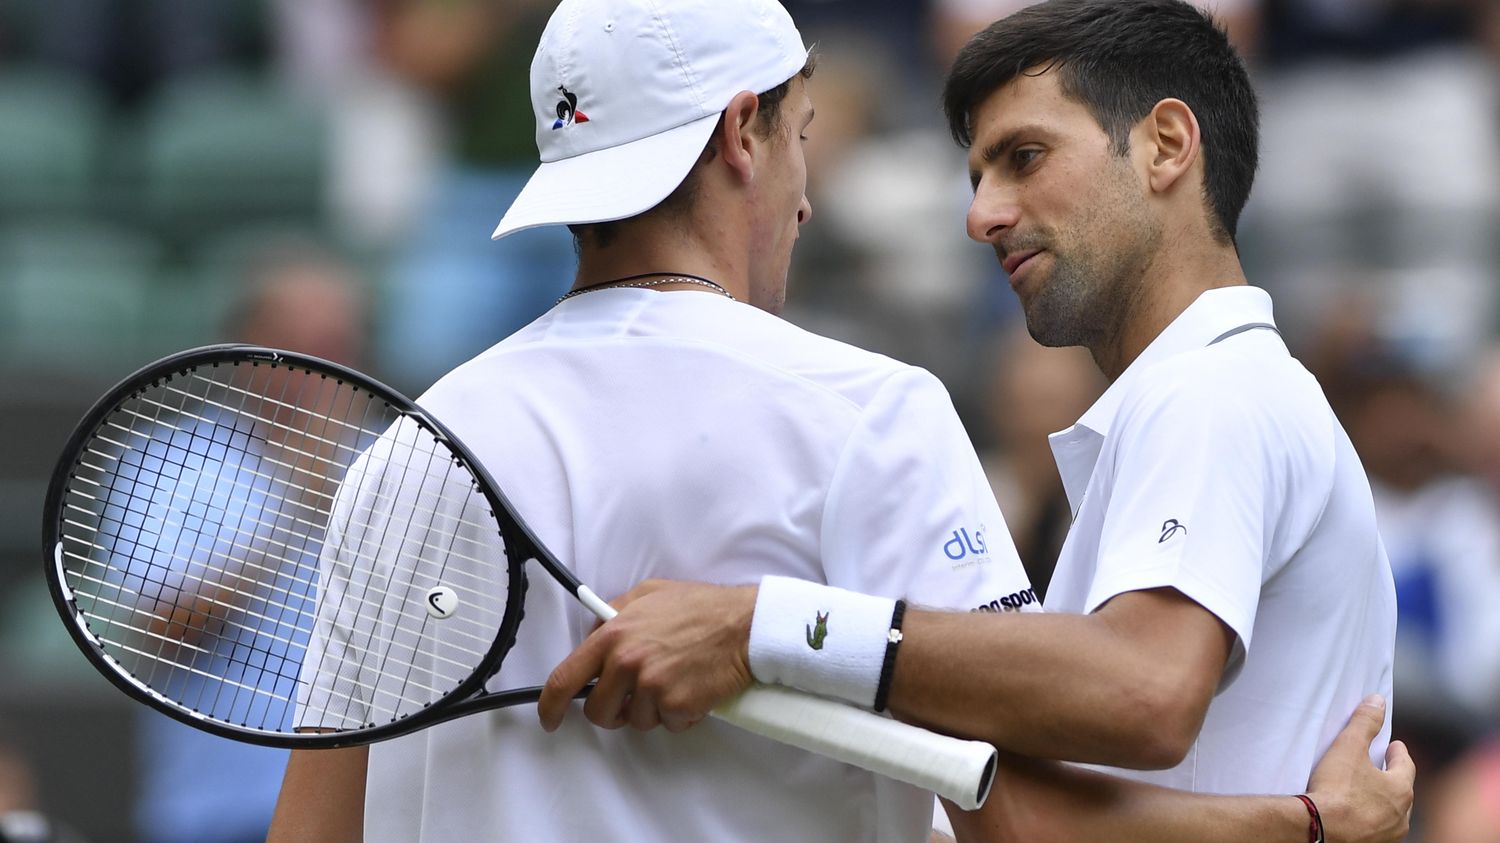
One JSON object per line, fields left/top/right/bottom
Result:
{"left": 949, "top": 692, "right": 1409, "bottom": 843}
{"left": 947, "top": 753, "right": 1317, "bottom": 843}
{"left": 268, "top": 746, "right": 367, "bottom": 843}
{"left": 889, "top": 593, "right": 1229, "bottom": 768}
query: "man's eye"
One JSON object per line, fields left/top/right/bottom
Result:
{"left": 1014, "top": 148, "right": 1042, "bottom": 169}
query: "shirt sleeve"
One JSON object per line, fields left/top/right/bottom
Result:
{"left": 296, "top": 418, "right": 512, "bottom": 732}
{"left": 1085, "top": 364, "right": 1306, "bottom": 684}
{"left": 819, "top": 368, "right": 1037, "bottom": 614}
{"left": 295, "top": 445, "right": 380, "bottom": 732}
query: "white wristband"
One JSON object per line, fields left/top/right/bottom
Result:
{"left": 748, "top": 575, "right": 897, "bottom": 710}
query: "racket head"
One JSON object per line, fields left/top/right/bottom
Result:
{"left": 43, "top": 345, "right": 529, "bottom": 748}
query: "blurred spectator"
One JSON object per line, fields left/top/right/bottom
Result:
{"left": 1311, "top": 308, "right": 1500, "bottom": 836}
{"left": 0, "top": 736, "right": 87, "bottom": 843}
{"left": 1242, "top": 0, "right": 1500, "bottom": 364}
{"left": 1338, "top": 348, "right": 1500, "bottom": 721}
{"left": 265, "top": 0, "right": 445, "bottom": 247}
{"left": 133, "top": 239, "right": 367, "bottom": 843}
{"left": 1460, "top": 347, "right": 1500, "bottom": 499}
{"left": 784, "top": 0, "right": 941, "bottom": 123}
{"left": 932, "top": 0, "right": 1262, "bottom": 63}
{"left": 370, "top": 0, "right": 577, "bottom": 390}
{"left": 22, "top": 0, "right": 270, "bottom": 106}
{"left": 0, "top": 740, "right": 36, "bottom": 818}
{"left": 226, "top": 239, "right": 369, "bottom": 363}
{"left": 782, "top": 31, "right": 985, "bottom": 387}
{"left": 1423, "top": 739, "right": 1500, "bottom": 843}
{"left": 976, "top": 330, "right": 1104, "bottom": 597}
{"left": 776, "top": 28, "right": 1001, "bottom": 399}
{"left": 1258, "top": 0, "right": 1473, "bottom": 65}
{"left": 267, "top": 0, "right": 373, "bottom": 99}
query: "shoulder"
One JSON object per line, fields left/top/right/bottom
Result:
{"left": 1107, "top": 342, "right": 1341, "bottom": 495}
{"left": 431, "top": 299, "right": 947, "bottom": 416}
{"left": 1122, "top": 340, "right": 1331, "bottom": 437}
{"left": 700, "top": 304, "right": 941, "bottom": 408}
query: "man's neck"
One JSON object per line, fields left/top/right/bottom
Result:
{"left": 1090, "top": 242, "right": 1249, "bottom": 381}
{"left": 571, "top": 219, "right": 749, "bottom": 300}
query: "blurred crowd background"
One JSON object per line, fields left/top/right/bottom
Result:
{"left": 1, "top": 0, "right": 1498, "bottom": 840}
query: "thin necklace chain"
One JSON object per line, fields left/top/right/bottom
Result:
{"left": 556, "top": 272, "right": 736, "bottom": 305}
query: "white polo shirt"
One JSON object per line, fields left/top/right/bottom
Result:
{"left": 1044, "top": 286, "right": 1396, "bottom": 794}
{"left": 357, "top": 290, "right": 1033, "bottom": 842}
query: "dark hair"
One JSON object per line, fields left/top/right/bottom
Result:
{"left": 943, "top": 0, "right": 1258, "bottom": 244}
{"left": 571, "top": 54, "right": 817, "bottom": 250}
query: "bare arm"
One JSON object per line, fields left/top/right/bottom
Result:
{"left": 893, "top": 587, "right": 1233, "bottom": 768}
{"left": 541, "top": 587, "right": 1413, "bottom": 843}
{"left": 944, "top": 697, "right": 1413, "bottom": 843}
{"left": 540, "top": 580, "right": 1231, "bottom": 771}
{"left": 267, "top": 747, "right": 368, "bottom": 843}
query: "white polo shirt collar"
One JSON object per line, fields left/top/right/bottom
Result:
{"left": 1049, "top": 285, "right": 1279, "bottom": 514}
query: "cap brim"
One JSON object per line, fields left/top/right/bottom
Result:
{"left": 492, "top": 112, "right": 720, "bottom": 240}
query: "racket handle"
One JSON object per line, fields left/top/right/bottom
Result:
{"left": 713, "top": 683, "right": 997, "bottom": 811}
{"left": 575, "top": 586, "right": 997, "bottom": 808}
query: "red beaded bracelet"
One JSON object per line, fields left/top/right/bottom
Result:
{"left": 1294, "top": 795, "right": 1326, "bottom": 843}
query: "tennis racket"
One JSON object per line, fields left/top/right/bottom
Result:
{"left": 43, "top": 344, "right": 997, "bottom": 810}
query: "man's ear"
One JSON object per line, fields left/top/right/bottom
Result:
{"left": 1137, "top": 98, "right": 1201, "bottom": 196}
{"left": 715, "top": 90, "right": 762, "bottom": 184}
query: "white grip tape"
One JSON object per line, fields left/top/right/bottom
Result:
{"left": 575, "top": 584, "right": 617, "bottom": 622}
{"left": 712, "top": 683, "right": 997, "bottom": 811}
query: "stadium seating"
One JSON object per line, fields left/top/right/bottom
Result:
{"left": 0, "top": 219, "right": 162, "bottom": 367}
{"left": 132, "top": 72, "right": 327, "bottom": 245}
{"left": 0, "top": 65, "right": 107, "bottom": 218}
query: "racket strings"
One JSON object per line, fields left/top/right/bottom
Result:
{"left": 59, "top": 553, "right": 310, "bottom": 652}
{"left": 61, "top": 480, "right": 505, "bottom": 676}
{"left": 61, "top": 457, "right": 511, "bottom": 661}
{"left": 67, "top": 412, "right": 511, "bottom": 622}
{"left": 120, "top": 386, "right": 355, "bottom": 506}
{"left": 133, "top": 364, "right": 394, "bottom": 726}
{"left": 328, "top": 427, "right": 488, "bottom": 729}
{"left": 73, "top": 420, "right": 515, "bottom": 585}
{"left": 59, "top": 525, "right": 499, "bottom": 653}
{"left": 158, "top": 361, "right": 310, "bottom": 720}
{"left": 56, "top": 360, "right": 514, "bottom": 733}
{"left": 87, "top": 402, "right": 343, "bottom": 540}
{"left": 88, "top": 615, "right": 470, "bottom": 712}
{"left": 68, "top": 549, "right": 479, "bottom": 723}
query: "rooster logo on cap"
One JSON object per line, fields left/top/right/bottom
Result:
{"left": 552, "top": 85, "right": 590, "bottom": 130}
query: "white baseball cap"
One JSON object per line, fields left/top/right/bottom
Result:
{"left": 491, "top": 0, "right": 809, "bottom": 240}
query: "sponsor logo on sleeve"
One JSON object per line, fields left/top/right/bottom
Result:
{"left": 943, "top": 524, "right": 992, "bottom": 568}
{"left": 1159, "top": 519, "right": 1188, "bottom": 543}
{"left": 971, "top": 588, "right": 1039, "bottom": 613}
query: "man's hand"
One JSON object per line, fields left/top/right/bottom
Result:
{"left": 1306, "top": 695, "right": 1415, "bottom": 843}
{"left": 538, "top": 580, "right": 757, "bottom": 733}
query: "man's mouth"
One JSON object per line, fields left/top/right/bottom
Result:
{"left": 1002, "top": 249, "right": 1041, "bottom": 276}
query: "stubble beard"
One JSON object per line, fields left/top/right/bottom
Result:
{"left": 1021, "top": 166, "right": 1160, "bottom": 354}
{"left": 1023, "top": 239, "right": 1160, "bottom": 359}
{"left": 1022, "top": 252, "right": 1103, "bottom": 349}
